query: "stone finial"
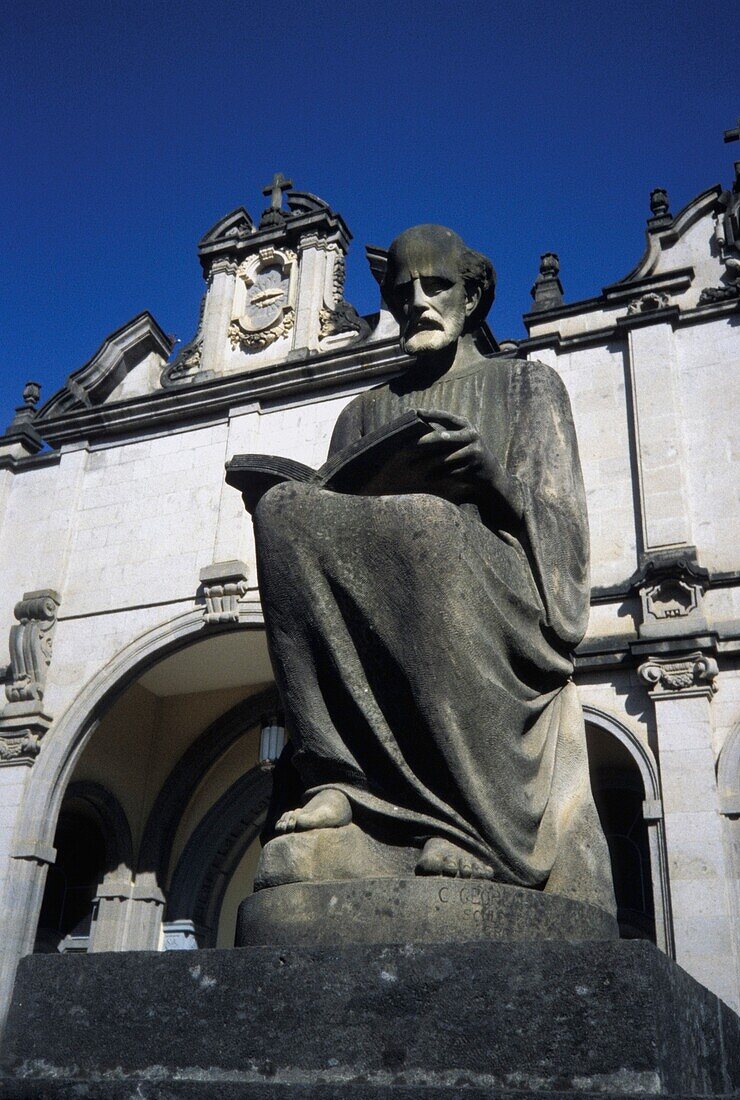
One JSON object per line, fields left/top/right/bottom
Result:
{"left": 648, "top": 187, "right": 672, "bottom": 231}
{"left": 0, "top": 731, "right": 43, "bottom": 766}
{"left": 530, "top": 252, "right": 564, "bottom": 312}
{"left": 2, "top": 381, "right": 44, "bottom": 453}
{"left": 22, "top": 381, "right": 41, "bottom": 410}
{"left": 723, "top": 117, "right": 740, "bottom": 144}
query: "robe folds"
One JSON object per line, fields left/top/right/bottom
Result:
{"left": 254, "top": 355, "right": 616, "bottom": 912}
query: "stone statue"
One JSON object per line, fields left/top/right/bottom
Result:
{"left": 249, "top": 224, "right": 615, "bottom": 915}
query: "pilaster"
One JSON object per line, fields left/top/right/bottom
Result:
{"left": 638, "top": 650, "right": 739, "bottom": 1010}
{"left": 88, "top": 875, "right": 165, "bottom": 953}
{"left": 626, "top": 319, "right": 692, "bottom": 553}
{"left": 199, "top": 260, "right": 237, "bottom": 375}
{"left": 0, "top": 832, "right": 56, "bottom": 1036}
{"left": 212, "top": 402, "right": 260, "bottom": 569}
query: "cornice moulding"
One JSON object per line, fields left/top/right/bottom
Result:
{"left": 30, "top": 338, "right": 410, "bottom": 448}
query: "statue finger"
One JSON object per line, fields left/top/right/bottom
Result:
{"left": 441, "top": 442, "right": 477, "bottom": 467}
{"left": 419, "top": 409, "right": 470, "bottom": 431}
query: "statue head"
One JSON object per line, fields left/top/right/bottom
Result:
{"left": 382, "top": 225, "right": 496, "bottom": 355}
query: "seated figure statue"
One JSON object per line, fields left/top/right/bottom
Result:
{"left": 251, "top": 224, "right": 615, "bottom": 913}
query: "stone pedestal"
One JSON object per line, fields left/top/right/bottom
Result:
{"left": 1, "top": 940, "right": 738, "bottom": 1098}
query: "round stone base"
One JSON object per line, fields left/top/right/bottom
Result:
{"left": 236, "top": 876, "right": 618, "bottom": 946}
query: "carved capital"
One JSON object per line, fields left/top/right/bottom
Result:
{"left": 298, "top": 232, "right": 326, "bottom": 252}
{"left": 0, "top": 733, "right": 41, "bottom": 766}
{"left": 638, "top": 651, "right": 718, "bottom": 699}
{"left": 0, "top": 710, "right": 53, "bottom": 768}
{"left": 210, "top": 258, "right": 238, "bottom": 277}
{"left": 3, "top": 590, "right": 60, "bottom": 704}
{"left": 199, "top": 561, "right": 249, "bottom": 624}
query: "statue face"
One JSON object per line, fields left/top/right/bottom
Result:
{"left": 385, "top": 227, "right": 480, "bottom": 355}
{"left": 393, "top": 273, "right": 468, "bottom": 355}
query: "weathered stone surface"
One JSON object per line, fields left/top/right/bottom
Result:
{"left": 2, "top": 941, "right": 738, "bottom": 1096}
{"left": 238, "top": 876, "right": 618, "bottom": 946}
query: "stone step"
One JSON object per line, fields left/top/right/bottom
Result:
{"left": 1, "top": 1084, "right": 737, "bottom": 1099}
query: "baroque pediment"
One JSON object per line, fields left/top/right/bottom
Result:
{"left": 198, "top": 207, "right": 255, "bottom": 248}
{"left": 524, "top": 172, "right": 740, "bottom": 339}
{"left": 36, "top": 312, "right": 174, "bottom": 418}
{"left": 613, "top": 185, "right": 724, "bottom": 285}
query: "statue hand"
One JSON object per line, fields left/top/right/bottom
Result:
{"left": 416, "top": 411, "right": 502, "bottom": 496}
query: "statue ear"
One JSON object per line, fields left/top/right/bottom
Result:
{"left": 464, "top": 285, "right": 482, "bottom": 317}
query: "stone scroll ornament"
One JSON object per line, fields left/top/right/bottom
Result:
{"left": 229, "top": 223, "right": 617, "bottom": 921}
{"left": 4, "top": 590, "right": 60, "bottom": 704}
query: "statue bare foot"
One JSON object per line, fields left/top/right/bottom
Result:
{"left": 416, "top": 837, "right": 496, "bottom": 880}
{"left": 275, "top": 788, "right": 352, "bottom": 834}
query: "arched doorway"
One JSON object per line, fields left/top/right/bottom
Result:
{"left": 586, "top": 728, "right": 655, "bottom": 941}
{"left": 584, "top": 709, "right": 672, "bottom": 954}
{"left": 28, "top": 622, "right": 277, "bottom": 957}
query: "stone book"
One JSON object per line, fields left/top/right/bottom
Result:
{"left": 225, "top": 408, "right": 461, "bottom": 513}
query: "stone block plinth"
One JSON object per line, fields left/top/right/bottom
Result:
{"left": 1, "top": 940, "right": 738, "bottom": 1098}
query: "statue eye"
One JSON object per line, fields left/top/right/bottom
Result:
{"left": 420, "top": 277, "right": 452, "bottom": 295}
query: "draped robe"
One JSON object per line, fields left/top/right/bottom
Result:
{"left": 254, "top": 354, "right": 616, "bottom": 911}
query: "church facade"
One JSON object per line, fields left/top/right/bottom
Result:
{"left": 0, "top": 151, "right": 738, "bottom": 1027}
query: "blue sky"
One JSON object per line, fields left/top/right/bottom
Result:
{"left": 2, "top": 1, "right": 738, "bottom": 430}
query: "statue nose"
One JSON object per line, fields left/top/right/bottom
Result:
{"left": 410, "top": 279, "right": 432, "bottom": 312}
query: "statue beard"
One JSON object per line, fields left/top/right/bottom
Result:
{"left": 400, "top": 312, "right": 466, "bottom": 357}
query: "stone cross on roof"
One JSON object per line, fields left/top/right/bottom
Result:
{"left": 262, "top": 172, "right": 293, "bottom": 210}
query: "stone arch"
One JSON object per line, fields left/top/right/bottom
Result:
{"left": 13, "top": 608, "right": 211, "bottom": 859}
{"left": 166, "top": 765, "right": 272, "bottom": 948}
{"left": 0, "top": 606, "right": 266, "bottom": 1030}
{"left": 717, "top": 718, "right": 740, "bottom": 816}
{"left": 583, "top": 706, "right": 673, "bottom": 956}
{"left": 138, "top": 687, "right": 278, "bottom": 889}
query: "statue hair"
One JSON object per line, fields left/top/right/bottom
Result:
{"left": 457, "top": 248, "right": 496, "bottom": 333}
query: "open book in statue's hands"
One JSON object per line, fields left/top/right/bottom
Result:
{"left": 225, "top": 408, "right": 465, "bottom": 514}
